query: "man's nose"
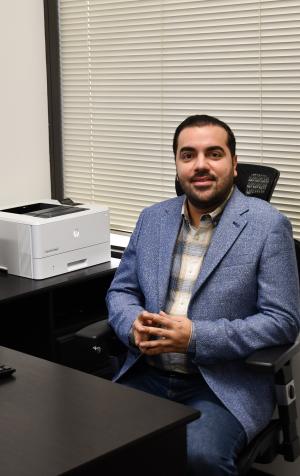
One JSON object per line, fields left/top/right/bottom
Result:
{"left": 194, "top": 153, "right": 209, "bottom": 170}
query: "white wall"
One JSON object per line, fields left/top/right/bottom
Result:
{"left": 0, "top": 0, "right": 51, "bottom": 207}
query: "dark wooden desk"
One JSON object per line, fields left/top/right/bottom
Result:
{"left": 0, "top": 259, "right": 119, "bottom": 374}
{"left": 0, "top": 258, "right": 119, "bottom": 304}
{"left": 0, "top": 346, "right": 200, "bottom": 475}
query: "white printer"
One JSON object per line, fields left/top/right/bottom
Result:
{"left": 0, "top": 200, "right": 110, "bottom": 279}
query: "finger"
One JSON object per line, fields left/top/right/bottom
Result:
{"left": 134, "top": 332, "right": 141, "bottom": 346}
{"left": 140, "top": 310, "right": 159, "bottom": 319}
{"left": 133, "top": 322, "right": 154, "bottom": 338}
{"left": 139, "top": 312, "right": 158, "bottom": 324}
{"left": 134, "top": 328, "right": 151, "bottom": 346}
{"left": 133, "top": 320, "right": 146, "bottom": 332}
{"left": 142, "top": 326, "right": 171, "bottom": 339}
{"left": 159, "top": 310, "right": 168, "bottom": 316}
{"left": 139, "top": 336, "right": 170, "bottom": 349}
{"left": 160, "top": 311, "right": 187, "bottom": 325}
{"left": 139, "top": 311, "right": 151, "bottom": 320}
{"left": 138, "top": 317, "right": 154, "bottom": 327}
{"left": 139, "top": 340, "right": 173, "bottom": 355}
{"left": 151, "top": 313, "right": 173, "bottom": 328}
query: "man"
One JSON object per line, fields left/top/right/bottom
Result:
{"left": 106, "top": 115, "right": 300, "bottom": 475}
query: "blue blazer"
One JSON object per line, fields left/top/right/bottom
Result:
{"left": 107, "top": 188, "right": 300, "bottom": 442}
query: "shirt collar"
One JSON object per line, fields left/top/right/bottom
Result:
{"left": 181, "top": 186, "right": 234, "bottom": 227}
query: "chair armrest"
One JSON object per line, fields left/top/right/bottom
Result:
{"left": 245, "top": 340, "right": 300, "bottom": 373}
{"left": 246, "top": 340, "right": 300, "bottom": 462}
{"left": 75, "top": 319, "right": 112, "bottom": 342}
{"left": 75, "top": 319, "right": 126, "bottom": 356}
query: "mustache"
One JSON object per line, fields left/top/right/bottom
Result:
{"left": 191, "top": 173, "right": 216, "bottom": 181}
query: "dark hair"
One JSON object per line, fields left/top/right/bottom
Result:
{"left": 173, "top": 114, "right": 236, "bottom": 158}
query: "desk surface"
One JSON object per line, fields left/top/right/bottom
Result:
{"left": 0, "top": 258, "right": 120, "bottom": 303}
{"left": 0, "top": 346, "right": 199, "bottom": 475}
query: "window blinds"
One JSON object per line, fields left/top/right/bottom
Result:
{"left": 58, "top": 0, "right": 300, "bottom": 236}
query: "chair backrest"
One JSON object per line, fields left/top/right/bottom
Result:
{"left": 175, "top": 163, "right": 280, "bottom": 203}
{"left": 234, "top": 163, "right": 279, "bottom": 202}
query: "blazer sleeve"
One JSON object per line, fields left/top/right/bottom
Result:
{"left": 192, "top": 213, "right": 300, "bottom": 365}
{"left": 106, "top": 211, "right": 145, "bottom": 348}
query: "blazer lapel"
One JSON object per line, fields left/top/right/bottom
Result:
{"left": 191, "top": 189, "right": 249, "bottom": 295}
{"left": 157, "top": 196, "right": 185, "bottom": 310}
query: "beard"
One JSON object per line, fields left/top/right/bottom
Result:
{"left": 179, "top": 173, "right": 235, "bottom": 211}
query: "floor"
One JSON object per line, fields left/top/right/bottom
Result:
{"left": 252, "top": 456, "right": 300, "bottom": 476}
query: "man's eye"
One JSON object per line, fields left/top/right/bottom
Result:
{"left": 209, "top": 150, "right": 222, "bottom": 158}
{"left": 182, "top": 152, "right": 193, "bottom": 160}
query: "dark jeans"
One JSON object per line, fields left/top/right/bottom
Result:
{"left": 118, "top": 360, "right": 246, "bottom": 476}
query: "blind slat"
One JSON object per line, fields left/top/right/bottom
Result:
{"left": 59, "top": 0, "right": 300, "bottom": 235}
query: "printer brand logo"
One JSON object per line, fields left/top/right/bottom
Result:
{"left": 73, "top": 229, "right": 80, "bottom": 238}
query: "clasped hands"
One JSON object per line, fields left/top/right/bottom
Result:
{"left": 132, "top": 310, "right": 192, "bottom": 355}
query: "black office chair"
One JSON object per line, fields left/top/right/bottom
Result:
{"left": 76, "top": 164, "right": 300, "bottom": 476}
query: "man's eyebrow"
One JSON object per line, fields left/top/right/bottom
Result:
{"left": 206, "top": 145, "right": 225, "bottom": 152}
{"left": 179, "top": 146, "right": 196, "bottom": 153}
{"left": 179, "top": 145, "right": 226, "bottom": 153}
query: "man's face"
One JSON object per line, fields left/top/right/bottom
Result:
{"left": 175, "top": 125, "right": 237, "bottom": 214}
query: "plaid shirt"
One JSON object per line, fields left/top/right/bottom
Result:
{"left": 147, "top": 190, "right": 232, "bottom": 373}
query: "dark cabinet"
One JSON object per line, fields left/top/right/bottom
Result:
{"left": 0, "top": 259, "right": 118, "bottom": 376}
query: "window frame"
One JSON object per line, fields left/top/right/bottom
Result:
{"left": 43, "top": 0, "right": 64, "bottom": 201}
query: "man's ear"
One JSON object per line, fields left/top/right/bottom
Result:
{"left": 233, "top": 156, "right": 238, "bottom": 177}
